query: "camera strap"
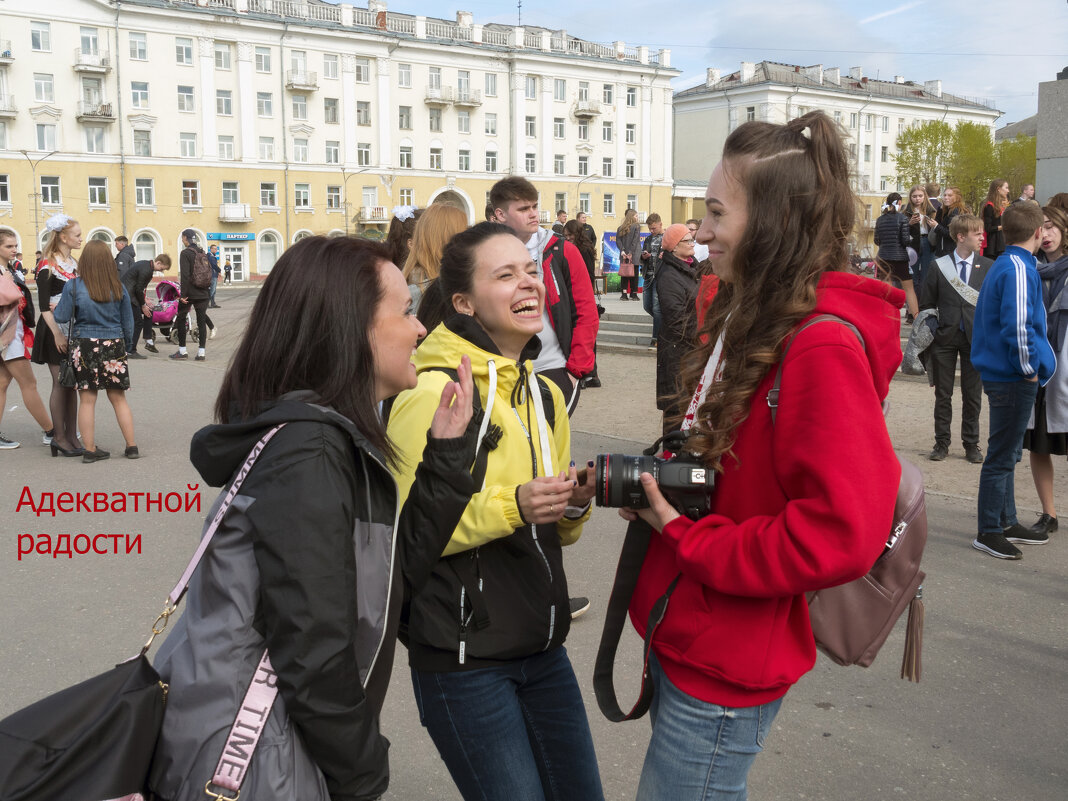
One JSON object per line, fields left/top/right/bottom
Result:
{"left": 593, "top": 517, "right": 681, "bottom": 722}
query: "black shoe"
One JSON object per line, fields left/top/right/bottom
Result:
{"left": 569, "top": 597, "right": 590, "bottom": 619}
{"left": 620, "top": 294, "right": 628, "bottom": 301}
{"left": 972, "top": 531, "right": 1023, "bottom": 559}
{"left": 82, "top": 448, "right": 111, "bottom": 463}
{"left": 49, "top": 442, "right": 84, "bottom": 457}
{"left": 125, "top": 446, "right": 140, "bottom": 459}
{"left": 169, "top": 351, "right": 188, "bottom": 360}
{"left": 209, "top": 303, "right": 221, "bottom": 308}
{"left": 1004, "top": 523, "right": 1049, "bottom": 545}
{"left": 143, "top": 342, "right": 158, "bottom": 353}
{"left": 583, "top": 377, "right": 601, "bottom": 388}
{"left": 928, "top": 444, "right": 948, "bottom": 461}
{"left": 128, "top": 351, "right": 148, "bottom": 360}
{"left": 964, "top": 445, "right": 984, "bottom": 464}
{"left": 1030, "top": 512, "right": 1058, "bottom": 536}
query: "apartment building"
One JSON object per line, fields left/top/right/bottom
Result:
{"left": 672, "top": 61, "right": 1001, "bottom": 252}
{"left": 0, "top": 0, "right": 677, "bottom": 277}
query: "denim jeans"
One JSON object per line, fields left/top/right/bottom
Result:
{"left": 978, "top": 379, "right": 1039, "bottom": 533}
{"left": 642, "top": 277, "right": 662, "bottom": 340}
{"left": 636, "top": 654, "right": 782, "bottom": 801}
{"left": 411, "top": 647, "right": 604, "bottom": 801}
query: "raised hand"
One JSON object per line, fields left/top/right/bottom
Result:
{"left": 429, "top": 354, "right": 474, "bottom": 441}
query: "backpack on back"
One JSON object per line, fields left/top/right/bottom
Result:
{"left": 190, "top": 250, "right": 213, "bottom": 290}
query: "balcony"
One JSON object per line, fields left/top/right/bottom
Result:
{"left": 285, "top": 70, "right": 318, "bottom": 91}
{"left": 219, "top": 203, "right": 253, "bottom": 223}
{"left": 424, "top": 86, "right": 453, "bottom": 106}
{"left": 76, "top": 101, "right": 116, "bottom": 121}
{"left": 0, "top": 95, "right": 15, "bottom": 118}
{"left": 453, "top": 88, "right": 482, "bottom": 107}
{"left": 538, "top": 210, "right": 551, "bottom": 224}
{"left": 0, "top": 40, "right": 12, "bottom": 65}
{"left": 573, "top": 99, "right": 602, "bottom": 118}
{"left": 359, "top": 205, "right": 389, "bottom": 223}
{"left": 73, "top": 47, "right": 111, "bottom": 73}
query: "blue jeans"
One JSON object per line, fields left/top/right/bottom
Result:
{"left": 411, "top": 647, "right": 604, "bottom": 801}
{"left": 636, "top": 655, "right": 782, "bottom": 801}
{"left": 978, "top": 379, "right": 1039, "bottom": 533}
{"left": 642, "top": 277, "right": 662, "bottom": 340}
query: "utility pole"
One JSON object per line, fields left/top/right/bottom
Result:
{"left": 20, "top": 149, "right": 57, "bottom": 255}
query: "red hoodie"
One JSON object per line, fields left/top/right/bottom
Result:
{"left": 630, "top": 272, "right": 905, "bottom": 707}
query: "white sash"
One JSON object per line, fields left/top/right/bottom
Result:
{"left": 936, "top": 255, "right": 980, "bottom": 307}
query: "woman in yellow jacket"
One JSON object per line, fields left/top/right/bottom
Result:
{"left": 387, "top": 222, "right": 602, "bottom": 801}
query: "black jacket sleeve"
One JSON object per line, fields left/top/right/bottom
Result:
{"left": 178, "top": 248, "right": 193, "bottom": 297}
{"left": 244, "top": 422, "right": 388, "bottom": 801}
{"left": 655, "top": 261, "right": 698, "bottom": 409}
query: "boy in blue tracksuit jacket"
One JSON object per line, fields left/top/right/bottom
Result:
{"left": 970, "top": 202, "right": 1056, "bottom": 559}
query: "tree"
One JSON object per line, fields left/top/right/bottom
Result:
{"left": 995, "top": 134, "right": 1037, "bottom": 198}
{"left": 893, "top": 120, "right": 953, "bottom": 188}
{"left": 946, "top": 121, "right": 996, "bottom": 212}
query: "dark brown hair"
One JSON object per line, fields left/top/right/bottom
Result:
{"left": 984, "top": 179, "right": 1009, "bottom": 212}
{"left": 489, "top": 176, "right": 538, "bottom": 213}
{"left": 674, "top": 110, "right": 876, "bottom": 468}
{"left": 385, "top": 208, "right": 423, "bottom": 269}
{"left": 1042, "top": 205, "right": 1068, "bottom": 257}
{"left": 214, "top": 236, "right": 395, "bottom": 460}
{"left": 78, "top": 241, "right": 123, "bottom": 303}
{"left": 1002, "top": 202, "right": 1044, "bottom": 246}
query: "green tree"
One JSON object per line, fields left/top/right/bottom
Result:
{"left": 995, "top": 134, "right": 1037, "bottom": 198}
{"left": 946, "top": 121, "right": 996, "bottom": 212}
{"left": 893, "top": 120, "right": 953, "bottom": 187}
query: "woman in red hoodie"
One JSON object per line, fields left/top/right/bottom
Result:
{"left": 623, "top": 111, "right": 903, "bottom": 800}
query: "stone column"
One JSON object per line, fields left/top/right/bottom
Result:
{"left": 376, "top": 57, "right": 392, "bottom": 168}
{"left": 341, "top": 55, "right": 359, "bottom": 168}
{"left": 198, "top": 37, "right": 217, "bottom": 158}
{"left": 236, "top": 42, "right": 256, "bottom": 161}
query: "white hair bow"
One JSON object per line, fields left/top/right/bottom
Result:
{"left": 45, "top": 213, "right": 73, "bottom": 233}
{"left": 391, "top": 205, "right": 417, "bottom": 222}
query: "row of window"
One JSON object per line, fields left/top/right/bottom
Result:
{"left": 743, "top": 106, "right": 915, "bottom": 137}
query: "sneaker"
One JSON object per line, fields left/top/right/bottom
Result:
{"left": 144, "top": 342, "right": 158, "bottom": 354}
{"left": 972, "top": 531, "right": 1023, "bottom": 559}
{"left": 928, "top": 444, "right": 948, "bottom": 461}
{"left": 0, "top": 433, "right": 20, "bottom": 450}
{"left": 569, "top": 596, "right": 591, "bottom": 619}
{"left": 964, "top": 445, "right": 984, "bottom": 464}
{"left": 128, "top": 351, "right": 148, "bottom": 360}
{"left": 195, "top": 354, "right": 206, "bottom": 361}
{"left": 209, "top": 327, "right": 217, "bottom": 340}
{"left": 582, "top": 377, "right": 601, "bottom": 389}
{"left": 1003, "top": 523, "right": 1049, "bottom": 545}
{"left": 42, "top": 429, "right": 54, "bottom": 446}
{"left": 1030, "top": 512, "right": 1058, "bottom": 536}
{"left": 169, "top": 351, "right": 188, "bottom": 360}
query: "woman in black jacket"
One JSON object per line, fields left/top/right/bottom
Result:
{"left": 150, "top": 236, "right": 477, "bottom": 801}
{"left": 931, "top": 186, "right": 968, "bottom": 259}
{"left": 654, "top": 224, "right": 700, "bottom": 434}
{"left": 171, "top": 229, "right": 213, "bottom": 361}
{"left": 617, "top": 208, "right": 642, "bottom": 300}
{"left": 873, "top": 192, "right": 916, "bottom": 319}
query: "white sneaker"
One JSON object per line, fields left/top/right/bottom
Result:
{"left": 42, "top": 430, "right": 54, "bottom": 446}
{"left": 209, "top": 326, "right": 217, "bottom": 340}
{"left": 0, "top": 433, "right": 20, "bottom": 450}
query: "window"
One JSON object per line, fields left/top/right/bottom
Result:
{"left": 746, "top": 106, "right": 756, "bottom": 122}
{"left": 429, "top": 147, "right": 443, "bottom": 170}
{"left": 458, "top": 70, "right": 471, "bottom": 97}
{"left": 549, "top": 118, "right": 563, "bottom": 139}
{"left": 215, "top": 42, "right": 231, "bottom": 70}
{"left": 133, "top": 129, "right": 151, "bottom": 156}
{"left": 578, "top": 155, "right": 589, "bottom": 176}
{"left": 880, "top": 177, "right": 887, "bottom": 191}
{"left": 602, "top": 121, "right": 613, "bottom": 142}
{"left": 553, "top": 78, "right": 566, "bottom": 102}
{"left": 602, "top": 83, "right": 613, "bottom": 104}
{"left": 177, "top": 85, "right": 195, "bottom": 112}
{"left": 294, "top": 183, "right": 310, "bottom": 208}
{"left": 85, "top": 126, "right": 105, "bottom": 154}
{"left": 626, "top": 86, "right": 637, "bottom": 107}
{"left": 36, "top": 124, "right": 56, "bottom": 151}
{"left": 135, "top": 178, "right": 154, "bottom": 207}
{"left": 863, "top": 144, "right": 871, "bottom": 162}
{"left": 849, "top": 113, "right": 857, "bottom": 129}
{"left": 398, "top": 106, "right": 412, "bottom": 129}
{"left": 292, "top": 95, "right": 307, "bottom": 120}
{"left": 485, "top": 73, "right": 497, "bottom": 96}
{"left": 579, "top": 193, "right": 590, "bottom": 214}
{"left": 255, "top": 46, "right": 271, "bottom": 73}
{"left": 293, "top": 139, "right": 308, "bottom": 162}
{"left": 256, "top": 92, "right": 272, "bottom": 117}
{"left": 324, "top": 97, "right": 339, "bottom": 124}
{"left": 221, "top": 181, "right": 239, "bottom": 204}
{"left": 129, "top": 32, "right": 147, "bottom": 61}
{"left": 131, "top": 81, "right": 149, "bottom": 108}
{"left": 181, "top": 179, "right": 199, "bottom": 207}
{"left": 485, "top": 113, "right": 497, "bottom": 135}
{"left": 554, "top": 154, "right": 565, "bottom": 175}
{"left": 361, "top": 186, "right": 377, "bottom": 208}
{"left": 880, "top": 146, "right": 888, "bottom": 163}
{"left": 627, "top": 194, "right": 638, "bottom": 211}
{"left": 326, "top": 185, "right": 341, "bottom": 209}
{"left": 626, "top": 159, "right": 636, "bottom": 179}
{"left": 34, "top": 73, "right": 54, "bottom": 103}
{"left": 354, "top": 58, "right": 370, "bottom": 83}
{"left": 603, "top": 194, "right": 614, "bottom": 215}
{"left": 427, "top": 66, "right": 442, "bottom": 91}
{"left": 849, "top": 142, "right": 857, "bottom": 159}
{"left": 458, "top": 149, "right": 471, "bottom": 171}
{"left": 134, "top": 231, "right": 159, "bottom": 261}
{"left": 399, "top": 145, "right": 413, "bottom": 168}
{"left": 625, "top": 123, "right": 636, "bottom": 144}
{"left": 898, "top": 117, "right": 905, "bottom": 134}
{"left": 31, "top": 21, "right": 51, "bottom": 52}
{"left": 216, "top": 90, "right": 232, "bottom": 116}
{"left": 218, "top": 135, "right": 235, "bottom": 160}
{"left": 325, "top": 140, "right": 340, "bottom": 163}
{"left": 428, "top": 107, "right": 442, "bottom": 132}
{"left": 323, "top": 53, "right": 338, "bottom": 79}
{"left": 525, "top": 153, "right": 536, "bottom": 173}
{"left": 865, "top": 114, "right": 873, "bottom": 131}
{"left": 260, "top": 182, "right": 277, "bottom": 207}
{"left": 258, "top": 137, "right": 274, "bottom": 160}
{"left": 175, "top": 37, "right": 193, "bottom": 65}
{"left": 578, "top": 120, "right": 588, "bottom": 140}
{"left": 76, "top": 27, "right": 97, "bottom": 55}
{"left": 357, "top": 142, "right": 371, "bottom": 166}
{"left": 458, "top": 110, "right": 470, "bottom": 134}
{"left": 399, "top": 188, "right": 414, "bottom": 206}
{"left": 288, "top": 50, "right": 305, "bottom": 74}
{"left": 485, "top": 150, "right": 497, "bottom": 172}
{"left": 179, "top": 133, "right": 196, "bottom": 158}
{"left": 602, "top": 157, "right": 613, "bottom": 178}
{"left": 555, "top": 192, "right": 567, "bottom": 213}
{"left": 41, "top": 176, "right": 60, "bottom": 205}
{"left": 356, "top": 101, "right": 370, "bottom": 126}
{"left": 0, "top": 175, "right": 7, "bottom": 204}
{"left": 525, "top": 116, "right": 536, "bottom": 137}
{"left": 525, "top": 76, "right": 537, "bottom": 100}
{"left": 87, "top": 177, "right": 107, "bottom": 206}
{"left": 833, "top": 110, "right": 842, "bottom": 125}
{"left": 578, "top": 81, "right": 589, "bottom": 101}
{"left": 398, "top": 63, "right": 411, "bottom": 87}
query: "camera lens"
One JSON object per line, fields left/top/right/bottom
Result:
{"left": 595, "top": 453, "right": 656, "bottom": 508}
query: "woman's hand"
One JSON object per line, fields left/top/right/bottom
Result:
{"left": 429, "top": 355, "right": 474, "bottom": 441}
{"left": 568, "top": 459, "right": 596, "bottom": 507}
{"left": 518, "top": 473, "right": 578, "bottom": 524}
{"left": 55, "top": 332, "right": 68, "bottom": 354}
{"left": 618, "top": 472, "right": 682, "bottom": 532}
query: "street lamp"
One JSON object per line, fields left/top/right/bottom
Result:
{"left": 340, "top": 165, "right": 373, "bottom": 235}
{"left": 575, "top": 172, "right": 601, "bottom": 217}
{"left": 20, "top": 149, "right": 57, "bottom": 257}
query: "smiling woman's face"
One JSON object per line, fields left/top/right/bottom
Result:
{"left": 697, "top": 159, "right": 749, "bottom": 282}
{"left": 370, "top": 261, "right": 426, "bottom": 402}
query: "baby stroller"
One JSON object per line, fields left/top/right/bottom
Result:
{"left": 150, "top": 279, "right": 198, "bottom": 344}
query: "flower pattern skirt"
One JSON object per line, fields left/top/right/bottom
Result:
{"left": 70, "top": 338, "right": 130, "bottom": 391}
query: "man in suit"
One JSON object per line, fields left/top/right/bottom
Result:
{"left": 919, "top": 213, "right": 990, "bottom": 463}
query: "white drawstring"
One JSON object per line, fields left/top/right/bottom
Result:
{"left": 474, "top": 359, "right": 498, "bottom": 491}
{"left": 527, "top": 371, "right": 555, "bottom": 478}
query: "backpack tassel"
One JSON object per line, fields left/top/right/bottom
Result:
{"left": 899, "top": 585, "right": 924, "bottom": 682}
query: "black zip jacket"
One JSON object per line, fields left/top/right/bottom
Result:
{"left": 655, "top": 251, "right": 699, "bottom": 410}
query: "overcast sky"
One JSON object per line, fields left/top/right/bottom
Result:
{"left": 328, "top": 0, "right": 1067, "bottom": 126}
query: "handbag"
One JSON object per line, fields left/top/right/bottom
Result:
{"left": 57, "top": 280, "right": 77, "bottom": 388}
{"left": 619, "top": 252, "right": 635, "bottom": 278}
{"left": 0, "top": 427, "right": 286, "bottom": 801}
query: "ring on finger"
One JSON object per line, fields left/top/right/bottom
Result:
{"left": 550, "top": 504, "right": 555, "bottom": 513}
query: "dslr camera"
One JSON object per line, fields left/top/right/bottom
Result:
{"left": 593, "top": 431, "right": 714, "bottom": 520}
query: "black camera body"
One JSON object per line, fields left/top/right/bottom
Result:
{"left": 594, "top": 432, "right": 714, "bottom": 520}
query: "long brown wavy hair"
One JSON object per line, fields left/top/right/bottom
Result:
{"left": 672, "top": 111, "right": 856, "bottom": 469}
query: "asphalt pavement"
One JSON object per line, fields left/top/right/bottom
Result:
{"left": 0, "top": 286, "right": 1064, "bottom": 800}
